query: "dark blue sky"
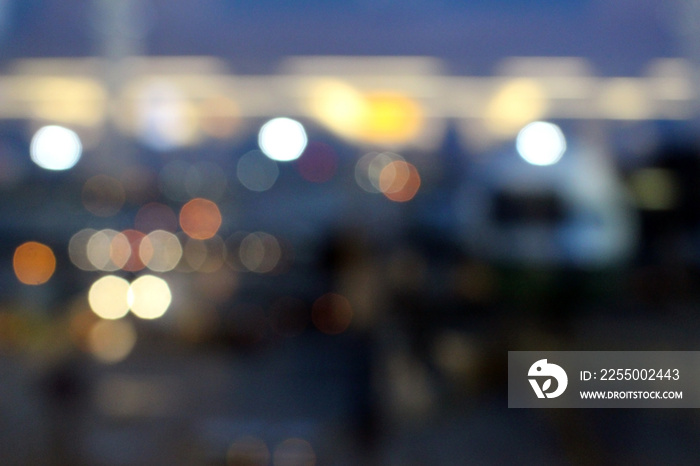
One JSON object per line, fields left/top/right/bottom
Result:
{"left": 0, "top": 0, "right": 680, "bottom": 75}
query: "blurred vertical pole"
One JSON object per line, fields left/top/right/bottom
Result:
{"left": 91, "top": 0, "right": 145, "bottom": 172}
{"left": 42, "top": 4, "right": 146, "bottom": 465}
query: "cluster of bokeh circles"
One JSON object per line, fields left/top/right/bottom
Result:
{"left": 18, "top": 104, "right": 584, "bottom": 367}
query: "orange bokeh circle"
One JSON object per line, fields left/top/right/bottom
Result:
{"left": 13, "top": 241, "right": 56, "bottom": 285}
{"left": 179, "top": 198, "right": 222, "bottom": 240}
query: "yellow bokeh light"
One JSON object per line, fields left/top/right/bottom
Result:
{"left": 26, "top": 76, "right": 106, "bottom": 126}
{"left": 87, "top": 319, "right": 137, "bottom": 364}
{"left": 307, "top": 80, "right": 423, "bottom": 145}
{"left": 363, "top": 91, "right": 424, "bottom": 144}
{"left": 139, "top": 230, "right": 183, "bottom": 272}
{"left": 199, "top": 95, "right": 240, "bottom": 139}
{"left": 307, "top": 78, "right": 368, "bottom": 141}
{"left": 13, "top": 241, "right": 56, "bottom": 285}
{"left": 597, "top": 78, "right": 651, "bottom": 120}
{"left": 87, "top": 229, "right": 121, "bottom": 271}
{"left": 129, "top": 275, "right": 172, "bottom": 320}
{"left": 484, "top": 78, "right": 548, "bottom": 136}
{"left": 88, "top": 275, "right": 131, "bottom": 320}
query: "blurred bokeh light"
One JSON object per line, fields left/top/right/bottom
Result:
{"left": 69, "top": 228, "right": 99, "bottom": 271}
{"left": 139, "top": 229, "right": 183, "bottom": 272}
{"left": 515, "top": 121, "right": 566, "bottom": 166}
{"left": 179, "top": 198, "right": 222, "bottom": 240}
{"left": 29, "top": 125, "right": 82, "bottom": 170}
{"left": 259, "top": 117, "right": 308, "bottom": 162}
{"left": 86, "top": 229, "right": 123, "bottom": 272}
{"left": 88, "top": 275, "right": 131, "bottom": 320}
{"left": 87, "top": 319, "right": 137, "bottom": 364}
{"left": 13, "top": 241, "right": 56, "bottom": 285}
{"left": 237, "top": 150, "right": 279, "bottom": 192}
{"left": 1, "top": 2, "right": 699, "bottom": 464}
{"left": 128, "top": 275, "right": 172, "bottom": 320}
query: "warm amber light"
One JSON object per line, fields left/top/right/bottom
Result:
{"left": 381, "top": 162, "right": 421, "bottom": 202}
{"left": 87, "top": 319, "right": 137, "bottom": 364}
{"left": 484, "top": 78, "right": 547, "bottom": 136}
{"left": 363, "top": 92, "right": 423, "bottom": 144}
{"left": 308, "top": 81, "right": 423, "bottom": 145}
{"left": 13, "top": 241, "right": 56, "bottom": 285}
{"left": 179, "top": 198, "right": 222, "bottom": 240}
{"left": 129, "top": 275, "right": 172, "bottom": 320}
{"left": 88, "top": 275, "right": 130, "bottom": 320}
{"left": 306, "top": 78, "right": 368, "bottom": 141}
{"left": 199, "top": 95, "right": 240, "bottom": 139}
{"left": 109, "top": 232, "right": 131, "bottom": 271}
{"left": 379, "top": 160, "right": 411, "bottom": 194}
